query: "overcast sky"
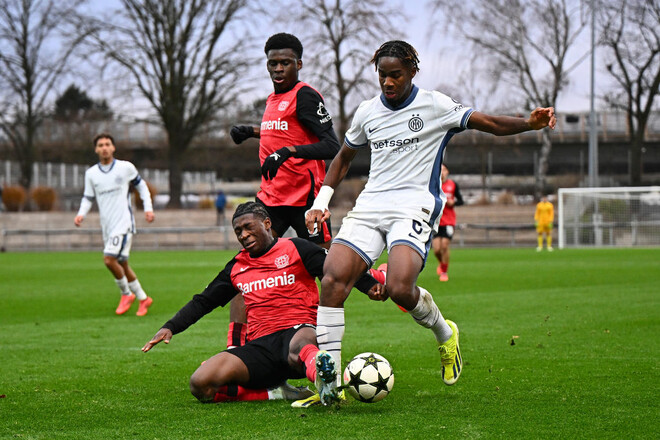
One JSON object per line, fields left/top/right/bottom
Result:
{"left": 83, "top": 0, "right": 613, "bottom": 117}
{"left": 400, "top": 1, "right": 609, "bottom": 113}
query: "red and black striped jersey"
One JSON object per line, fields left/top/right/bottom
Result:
{"left": 439, "top": 179, "right": 463, "bottom": 227}
{"left": 257, "top": 81, "right": 338, "bottom": 207}
{"left": 163, "top": 237, "right": 377, "bottom": 341}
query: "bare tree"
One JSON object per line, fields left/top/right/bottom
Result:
{"left": 281, "top": 0, "right": 404, "bottom": 135}
{"left": 432, "top": 0, "right": 588, "bottom": 199}
{"left": 78, "top": 0, "right": 252, "bottom": 208}
{"left": 0, "top": 0, "right": 86, "bottom": 190}
{"left": 600, "top": 0, "right": 660, "bottom": 185}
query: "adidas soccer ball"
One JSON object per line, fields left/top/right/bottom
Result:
{"left": 343, "top": 352, "right": 394, "bottom": 403}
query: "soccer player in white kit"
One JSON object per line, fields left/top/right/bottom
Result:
{"left": 74, "top": 133, "right": 155, "bottom": 316}
{"left": 305, "top": 41, "right": 556, "bottom": 405}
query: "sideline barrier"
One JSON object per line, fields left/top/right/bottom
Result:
{"left": 1, "top": 226, "right": 233, "bottom": 251}
{"left": 2, "top": 223, "right": 542, "bottom": 251}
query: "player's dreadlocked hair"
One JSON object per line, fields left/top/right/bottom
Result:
{"left": 371, "top": 40, "right": 420, "bottom": 73}
{"left": 264, "top": 33, "right": 303, "bottom": 59}
{"left": 232, "top": 201, "right": 269, "bottom": 222}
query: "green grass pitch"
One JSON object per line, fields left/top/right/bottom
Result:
{"left": 1, "top": 247, "right": 658, "bottom": 439}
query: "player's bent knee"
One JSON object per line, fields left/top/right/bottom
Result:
{"left": 320, "top": 274, "right": 351, "bottom": 306}
{"left": 385, "top": 279, "right": 414, "bottom": 300}
{"left": 386, "top": 282, "right": 417, "bottom": 310}
{"left": 189, "top": 372, "right": 215, "bottom": 402}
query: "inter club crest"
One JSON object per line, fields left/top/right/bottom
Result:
{"left": 408, "top": 114, "right": 423, "bottom": 132}
{"left": 274, "top": 254, "right": 289, "bottom": 269}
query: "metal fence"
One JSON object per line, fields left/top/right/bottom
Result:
{"left": 0, "top": 160, "right": 216, "bottom": 195}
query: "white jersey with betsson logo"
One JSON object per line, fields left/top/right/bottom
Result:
{"left": 79, "top": 159, "right": 152, "bottom": 240}
{"left": 344, "top": 85, "right": 473, "bottom": 226}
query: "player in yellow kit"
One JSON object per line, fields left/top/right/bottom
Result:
{"left": 534, "top": 195, "right": 554, "bottom": 251}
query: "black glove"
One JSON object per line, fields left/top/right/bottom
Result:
{"left": 230, "top": 125, "right": 254, "bottom": 144}
{"left": 261, "top": 147, "right": 292, "bottom": 180}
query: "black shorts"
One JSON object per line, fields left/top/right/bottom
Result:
{"left": 256, "top": 197, "right": 332, "bottom": 244}
{"left": 434, "top": 225, "right": 455, "bottom": 240}
{"left": 227, "top": 324, "right": 314, "bottom": 389}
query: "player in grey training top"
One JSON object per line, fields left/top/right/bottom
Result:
{"left": 75, "top": 133, "right": 155, "bottom": 316}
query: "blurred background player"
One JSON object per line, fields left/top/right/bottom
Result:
{"left": 215, "top": 190, "right": 227, "bottom": 226}
{"left": 226, "top": 33, "right": 341, "bottom": 349}
{"left": 142, "top": 202, "right": 385, "bottom": 406}
{"left": 432, "top": 164, "right": 463, "bottom": 282}
{"left": 306, "top": 40, "right": 556, "bottom": 405}
{"left": 534, "top": 195, "right": 555, "bottom": 251}
{"left": 74, "top": 133, "right": 155, "bottom": 316}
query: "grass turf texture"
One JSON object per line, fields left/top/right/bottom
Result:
{"left": 1, "top": 248, "right": 658, "bottom": 439}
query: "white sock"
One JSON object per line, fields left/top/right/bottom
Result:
{"left": 410, "top": 287, "right": 453, "bottom": 343}
{"left": 128, "top": 279, "right": 148, "bottom": 301}
{"left": 115, "top": 276, "right": 131, "bottom": 295}
{"left": 316, "top": 306, "right": 344, "bottom": 384}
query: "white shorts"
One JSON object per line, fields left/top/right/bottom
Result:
{"left": 103, "top": 232, "right": 133, "bottom": 262}
{"left": 334, "top": 192, "right": 437, "bottom": 267}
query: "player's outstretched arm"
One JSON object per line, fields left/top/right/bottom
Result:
{"left": 468, "top": 107, "right": 556, "bottom": 136}
{"left": 142, "top": 328, "right": 173, "bottom": 352}
{"left": 527, "top": 107, "right": 556, "bottom": 130}
{"left": 305, "top": 143, "right": 358, "bottom": 234}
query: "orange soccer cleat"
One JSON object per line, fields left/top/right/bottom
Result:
{"left": 136, "top": 297, "right": 153, "bottom": 316}
{"left": 439, "top": 272, "right": 449, "bottom": 282}
{"left": 115, "top": 294, "right": 136, "bottom": 315}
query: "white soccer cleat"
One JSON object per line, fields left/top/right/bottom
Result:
{"left": 269, "top": 381, "right": 315, "bottom": 401}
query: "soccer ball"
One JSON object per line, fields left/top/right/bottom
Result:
{"left": 343, "top": 352, "right": 394, "bottom": 403}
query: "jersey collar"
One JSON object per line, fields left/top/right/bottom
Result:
{"left": 274, "top": 80, "right": 301, "bottom": 95}
{"left": 97, "top": 159, "right": 116, "bottom": 173}
{"left": 246, "top": 237, "right": 279, "bottom": 258}
{"left": 380, "top": 84, "right": 419, "bottom": 111}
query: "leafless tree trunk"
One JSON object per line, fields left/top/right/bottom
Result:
{"left": 600, "top": 0, "right": 660, "bottom": 186}
{"left": 280, "top": 0, "right": 403, "bottom": 136}
{"left": 432, "top": 0, "right": 587, "bottom": 199}
{"left": 77, "top": 0, "right": 252, "bottom": 208}
{"left": 0, "top": 0, "right": 86, "bottom": 190}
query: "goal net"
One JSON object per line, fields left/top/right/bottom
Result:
{"left": 558, "top": 186, "right": 660, "bottom": 248}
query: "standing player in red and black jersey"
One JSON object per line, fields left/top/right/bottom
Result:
{"left": 142, "top": 202, "right": 385, "bottom": 405}
{"left": 227, "top": 33, "right": 341, "bottom": 349}
{"left": 432, "top": 165, "right": 464, "bottom": 282}
{"left": 230, "top": 33, "right": 339, "bottom": 245}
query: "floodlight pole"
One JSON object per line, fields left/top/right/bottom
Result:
{"left": 588, "top": 0, "right": 599, "bottom": 188}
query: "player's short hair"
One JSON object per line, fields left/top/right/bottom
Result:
{"left": 93, "top": 133, "right": 115, "bottom": 147}
{"left": 371, "top": 40, "right": 420, "bottom": 73}
{"left": 232, "top": 201, "right": 269, "bottom": 223}
{"left": 264, "top": 33, "right": 303, "bottom": 59}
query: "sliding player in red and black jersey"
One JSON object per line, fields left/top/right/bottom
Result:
{"left": 227, "top": 33, "right": 341, "bottom": 350}
{"left": 142, "top": 202, "right": 386, "bottom": 404}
